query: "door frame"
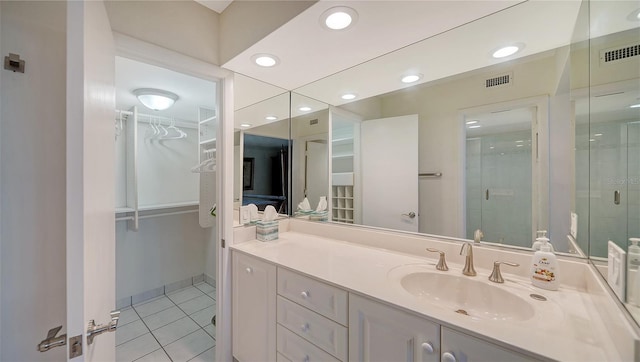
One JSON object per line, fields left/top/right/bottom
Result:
{"left": 459, "top": 95, "right": 549, "bottom": 245}
{"left": 113, "top": 33, "right": 234, "bottom": 362}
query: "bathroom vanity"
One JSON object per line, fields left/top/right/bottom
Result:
{"left": 230, "top": 219, "right": 637, "bottom": 362}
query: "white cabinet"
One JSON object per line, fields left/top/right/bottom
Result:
{"left": 232, "top": 252, "right": 277, "bottom": 362}
{"left": 231, "top": 251, "right": 542, "bottom": 362}
{"left": 440, "top": 327, "right": 536, "bottom": 362}
{"left": 349, "top": 293, "right": 440, "bottom": 362}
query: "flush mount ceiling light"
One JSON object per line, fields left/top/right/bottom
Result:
{"left": 468, "top": 125, "right": 481, "bottom": 129}
{"left": 133, "top": 88, "right": 179, "bottom": 111}
{"left": 341, "top": 93, "right": 357, "bottom": 100}
{"left": 251, "top": 54, "right": 279, "bottom": 67}
{"left": 465, "top": 120, "right": 478, "bottom": 125}
{"left": 320, "top": 6, "right": 358, "bottom": 30}
{"left": 630, "top": 103, "right": 640, "bottom": 108}
{"left": 627, "top": 9, "right": 640, "bottom": 21}
{"left": 240, "top": 123, "right": 252, "bottom": 128}
{"left": 401, "top": 74, "right": 423, "bottom": 84}
{"left": 299, "top": 106, "right": 312, "bottom": 112}
{"left": 265, "top": 116, "right": 278, "bottom": 121}
{"left": 491, "top": 44, "right": 523, "bottom": 59}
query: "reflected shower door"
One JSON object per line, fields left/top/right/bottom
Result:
{"left": 628, "top": 122, "right": 640, "bottom": 244}
{"left": 480, "top": 131, "right": 532, "bottom": 247}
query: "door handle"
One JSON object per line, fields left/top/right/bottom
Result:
{"left": 402, "top": 211, "right": 416, "bottom": 219}
{"left": 87, "top": 311, "right": 120, "bottom": 345}
{"left": 37, "top": 326, "right": 66, "bottom": 352}
{"left": 486, "top": 189, "right": 489, "bottom": 200}
{"left": 614, "top": 190, "right": 621, "bottom": 205}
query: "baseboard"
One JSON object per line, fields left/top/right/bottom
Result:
{"left": 116, "top": 273, "right": 214, "bottom": 309}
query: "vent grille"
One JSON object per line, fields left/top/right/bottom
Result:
{"left": 309, "top": 119, "right": 319, "bottom": 125}
{"left": 601, "top": 43, "right": 639, "bottom": 64}
{"left": 485, "top": 73, "right": 512, "bottom": 88}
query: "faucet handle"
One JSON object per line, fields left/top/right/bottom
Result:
{"left": 488, "top": 261, "right": 520, "bottom": 283}
{"left": 426, "top": 248, "right": 449, "bottom": 271}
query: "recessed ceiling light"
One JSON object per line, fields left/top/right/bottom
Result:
{"left": 401, "top": 74, "right": 423, "bottom": 84}
{"left": 341, "top": 93, "right": 357, "bottom": 100}
{"left": 627, "top": 9, "right": 640, "bottom": 21}
{"left": 516, "top": 140, "right": 524, "bottom": 143}
{"left": 240, "top": 123, "right": 252, "bottom": 128}
{"left": 594, "top": 133, "right": 603, "bottom": 137}
{"left": 133, "top": 88, "right": 178, "bottom": 111}
{"left": 516, "top": 144, "right": 524, "bottom": 147}
{"left": 492, "top": 45, "right": 522, "bottom": 59}
{"left": 299, "top": 106, "right": 312, "bottom": 112}
{"left": 630, "top": 103, "right": 640, "bottom": 108}
{"left": 468, "top": 125, "right": 481, "bottom": 129}
{"left": 265, "top": 116, "right": 277, "bottom": 121}
{"left": 251, "top": 54, "right": 279, "bottom": 67}
{"left": 320, "top": 7, "right": 358, "bottom": 30}
{"left": 465, "top": 120, "right": 478, "bottom": 125}
{"left": 589, "top": 138, "right": 596, "bottom": 142}
{"left": 490, "top": 146, "right": 495, "bottom": 149}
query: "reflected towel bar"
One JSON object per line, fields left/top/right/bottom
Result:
{"left": 419, "top": 172, "right": 442, "bottom": 178}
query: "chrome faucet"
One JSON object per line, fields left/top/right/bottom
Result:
{"left": 460, "top": 242, "right": 477, "bottom": 276}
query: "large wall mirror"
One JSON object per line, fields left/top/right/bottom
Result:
{"left": 293, "top": 0, "right": 595, "bottom": 256}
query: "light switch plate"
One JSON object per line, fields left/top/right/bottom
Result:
{"left": 239, "top": 206, "right": 250, "bottom": 225}
{"left": 608, "top": 241, "right": 626, "bottom": 302}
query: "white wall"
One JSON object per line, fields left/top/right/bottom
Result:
{"left": 0, "top": 2, "right": 67, "bottom": 360}
{"left": 116, "top": 213, "right": 212, "bottom": 300}
{"left": 105, "top": 0, "right": 220, "bottom": 65}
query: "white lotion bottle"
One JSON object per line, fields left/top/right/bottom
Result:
{"left": 628, "top": 238, "right": 640, "bottom": 305}
{"left": 530, "top": 236, "right": 559, "bottom": 291}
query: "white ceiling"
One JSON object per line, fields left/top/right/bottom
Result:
{"left": 222, "top": 0, "right": 525, "bottom": 91}
{"left": 194, "top": 0, "right": 233, "bottom": 14}
{"left": 115, "top": 56, "right": 217, "bottom": 122}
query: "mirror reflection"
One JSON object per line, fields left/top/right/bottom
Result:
{"left": 292, "top": 0, "right": 597, "bottom": 255}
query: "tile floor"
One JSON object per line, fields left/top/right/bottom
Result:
{"left": 116, "top": 282, "right": 216, "bottom": 361}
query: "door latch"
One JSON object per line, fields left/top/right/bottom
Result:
{"left": 37, "top": 326, "right": 67, "bottom": 352}
{"left": 87, "top": 311, "right": 120, "bottom": 345}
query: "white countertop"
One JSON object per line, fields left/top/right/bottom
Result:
{"left": 231, "top": 231, "right": 627, "bottom": 361}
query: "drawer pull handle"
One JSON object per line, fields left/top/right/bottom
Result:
{"left": 300, "top": 291, "right": 310, "bottom": 299}
{"left": 300, "top": 323, "right": 310, "bottom": 333}
{"left": 245, "top": 267, "right": 252, "bottom": 274}
{"left": 421, "top": 342, "right": 434, "bottom": 354}
{"left": 442, "top": 352, "right": 457, "bottom": 362}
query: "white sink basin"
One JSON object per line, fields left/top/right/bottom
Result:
{"left": 400, "top": 272, "right": 535, "bottom": 322}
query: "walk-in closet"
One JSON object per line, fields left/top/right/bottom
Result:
{"left": 113, "top": 56, "right": 219, "bottom": 361}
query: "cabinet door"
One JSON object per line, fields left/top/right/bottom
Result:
{"left": 232, "top": 252, "right": 277, "bottom": 362}
{"left": 349, "top": 294, "right": 440, "bottom": 362}
{"left": 441, "top": 327, "right": 537, "bottom": 362}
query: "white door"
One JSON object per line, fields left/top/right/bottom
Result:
{"left": 361, "top": 115, "right": 419, "bottom": 232}
{"left": 306, "top": 140, "right": 328, "bottom": 208}
{"left": 67, "top": 1, "right": 117, "bottom": 360}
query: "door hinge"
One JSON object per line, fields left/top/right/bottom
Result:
{"left": 222, "top": 238, "right": 226, "bottom": 248}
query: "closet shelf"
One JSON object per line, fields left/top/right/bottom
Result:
{"left": 138, "top": 201, "right": 199, "bottom": 211}
{"left": 200, "top": 137, "right": 217, "bottom": 145}
{"left": 199, "top": 116, "right": 217, "bottom": 124}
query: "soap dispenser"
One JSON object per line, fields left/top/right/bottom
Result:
{"left": 530, "top": 235, "right": 559, "bottom": 291}
{"left": 532, "top": 230, "right": 555, "bottom": 252}
{"left": 628, "top": 238, "right": 640, "bottom": 305}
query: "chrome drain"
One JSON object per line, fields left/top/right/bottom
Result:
{"left": 455, "top": 309, "right": 469, "bottom": 316}
{"left": 530, "top": 293, "right": 547, "bottom": 301}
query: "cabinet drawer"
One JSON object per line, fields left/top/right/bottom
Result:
{"left": 277, "top": 296, "right": 347, "bottom": 361}
{"left": 277, "top": 324, "right": 341, "bottom": 362}
{"left": 278, "top": 268, "right": 348, "bottom": 325}
{"left": 441, "top": 327, "right": 537, "bottom": 362}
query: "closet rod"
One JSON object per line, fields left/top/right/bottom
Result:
{"left": 116, "top": 209, "right": 198, "bottom": 222}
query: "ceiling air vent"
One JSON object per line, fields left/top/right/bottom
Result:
{"left": 309, "top": 119, "right": 319, "bottom": 126}
{"left": 600, "top": 43, "right": 639, "bottom": 65}
{"left": 484, "top": 72, "right": 512, "bottom": 89}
